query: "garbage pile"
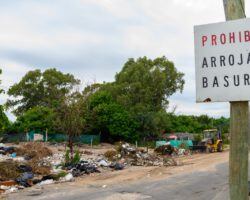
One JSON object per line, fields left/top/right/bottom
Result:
{"left": 154, "top": 144, "right": 175, "bottom": 155}
{"left": 0, "top": 143, "right": 101, "bottom": 195}
{"left": 66, "top": 160, "right": 100, "bottom": 177}
{"left": 102, "top": 143, "right": 187, "bottom": 168}
{"left": 0, "top": 142, "right": 188, "bottom": 195}
{"left": 154, "top": 144, "right": 190, "bottom": 157}
{"left": 118, "top": 143, "right": 162, "bottom": 166}
{"left": 102, "top": 143, "right": 162, "bottom": 167}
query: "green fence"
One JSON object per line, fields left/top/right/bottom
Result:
{"left": 1, "top": 133, "right": 26, "bottom": 143}
{"left": 48, "top": 134, "right": 100, "bottom": 144}
{"left": 2, "top": 132, "right": 100, "bottom": 145}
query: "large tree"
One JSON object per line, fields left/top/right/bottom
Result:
{"left": 112, "top": 56, "right": 185, "bottom": 113}
{"left": 6, "top": 68, "right": 80, "bottom": 116}
{"left": 14, "top": 106, "right": 55, "bottom": 133}
{"left": 85, "top": 90, "right": 138, "bottom": 142}
{"left": 103, "top": 56, "right": 185, "bottom": 139}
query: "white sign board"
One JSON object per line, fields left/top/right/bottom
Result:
{"left": 194, "top": 18, "right": 250, "bottom": 102}
{"left": 34, "top": 133, "right": 43, "bottom": 141}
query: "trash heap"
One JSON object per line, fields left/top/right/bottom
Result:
{"left": 65, "top": 160, "right": 100, "bottom": 177}
{"left": 154, "top": 144, "right": 190, "bottom": 157}
{"left": 102, "top": 143, "right": 187, "bottom": 168}
{"left": 0, "top": 143, "right": 101, "bottom": 195}
{"left": 0, "top": 142, "right": 188, "bottom": 195}
{"left": 101, "top": 143, "right": 163, "bottom": 168}
{"left": 117, "top": 143, "right": 162, "bottom": 166}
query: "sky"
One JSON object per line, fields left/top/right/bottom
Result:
{"left": 1, "top": 0, "right": 248, "bottom": 121}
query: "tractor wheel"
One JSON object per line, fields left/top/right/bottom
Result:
{"left": 217, "top": 142, "right": 223, "bottom": 152}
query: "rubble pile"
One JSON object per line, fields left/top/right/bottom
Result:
{"left": 0, "top": 141, "right": 189, "bottom": 195}
{"left": 119, "top": 143, "right": 161, "bottom": 166}
{"left": 106, "top": 143, "right": 162, "bottom": 167}
{"left": 155, "top": 144, "right": 190, "bottom": 157}
{"left": 16, "top": 143, "right": 52, "bottom": 176}
{"left": 154, "top": 145, "right": 175, "bottom": 155}
{"left": 66, "top": 160, "right": 100, "bottom": 177}
{"left": 0, "top": 143, "right": 89, "bottom": 194}
{"left": 105, "top": 143, "right": 188, "bottom": 167}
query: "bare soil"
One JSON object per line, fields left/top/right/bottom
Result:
{"left": 73, "top": 150, "right": 229, "bottom": 187}
{"left": 41, "top": 142, "right": 229, "bottom": 187}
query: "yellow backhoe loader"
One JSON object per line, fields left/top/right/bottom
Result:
{"left": 200, "top": 129, "right": 223, "bottom": 153}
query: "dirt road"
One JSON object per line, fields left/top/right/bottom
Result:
{"left": 5, "top": 151, "right": 229, "bottom": 200}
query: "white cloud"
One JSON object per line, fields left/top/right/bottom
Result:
{"left": 2, "top": 0, "right": 248, "bottom": 119}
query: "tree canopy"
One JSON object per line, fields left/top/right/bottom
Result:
{"left": 0, "top": 106, "right": 9, "bottom": 135}
{"left": 85, "top": 91, "right": 138, "bottom": 142}
{"left": 111, "top": 56, "right": 185, "bottom": 113}
{"left": 0, "top": 70, "right": 9, "bottom": 134}
{"left": 0, "top": 58, "right": 230, "bottom": 143}
{"left": 13, "top": 106, "right": 55, "bottom": 132}
{"left": 6, "top": 68, "right": 80, "bottom": 116}
{"left": 54, "top": 94, "right": 85, "bottom": 158}
{"left": 101, "top": 56, "right": 185, "bottom": 139}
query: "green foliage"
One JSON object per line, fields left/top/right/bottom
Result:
{"left": 135, "top": 111, "right": 172, "bottom": 139}
{"left": 0, "top": 69, "right": 4, "bottom": 94}
{"left": 193, "top": 134, "right": 202, "bottom": 142}
{"left": 14, "top": 106, "right": 55, "bottom": 132}
{"left": 64, "top": 148, "right": 80, "bottom": 164}
{"left": 72, "top": 149, "right": 81, "bottom": 164}
{"left": 0, "top": 70, "right": 9, "bottom": 135}
{"left": 1, "top": 60, "right": 230, "bottom": 144}
{"left": 6, "top": 68, "right": 80, "bottom": 116}
{"left": 55, "top": 95, "right": 85, "bottom": 138}
{"left": 52, "top": 171, "right": 67, "bottom": 180}
{"left": 0, "top": 106, "right": 10, "bottom": 135}
{"left": 55, "top": 95, "right": 85, "bottom": 158}
{"left": 100, "top": 56, "right": 185, "bottom": 140}
{"left": 165, "top": 114, "right": 229, "bottom": 134}
{"left": 112, "top": 56, "right": 185, "bottom": 113}
{"left": 86, "top": 91, "right": 138, "bottom": 142}
{"left": 65, "top": 149, "right": 70, "bottom": 165}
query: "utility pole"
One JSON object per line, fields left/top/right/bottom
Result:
{"left": 224, "top": 1, "right": 248, "bottom": 199}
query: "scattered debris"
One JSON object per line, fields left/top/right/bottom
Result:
{"left": 16, "top": 143, "right": 52, "bottom": 160}
{"left": 110, "top": 162, "right": 124, "bottom": 170}
{"left": 0, "top": 141, "right": 190, "bottom": 195}
{"left": 155, "top": 145, "right": 175, "bottom": 155}
{"left": 116, "top": 143, "right": 162, "bottom": 166}
{"left": 69, "top": 160, "right": 100, "bottom": 177}
{"left": 163, "top": 157, "right": 178, "bottom": 166}
{"left": 104, "top": 150, "right": 117, "bottom": 161}
{"left": 0, "top": 143, "right": 54, "bottom": 194}
{"left": 16, "top": 172, "right": 34, "bottom": 187}
{"left": 98, "top": 160, "right": 109, "bottom": 167}
{"left": 0, "top": 180, "right": 17, "bottom": 187}
{"left": 0, "top": 161, "right": 21, "bottom": 181}
{"left": 83, "top": 150, "right": 93, "bottom": 155}
{"left": 62, "top": 173, "right": 73, "bottom": 182}
{"left": 37, "top": 179, "right": 54, "bottom": 186}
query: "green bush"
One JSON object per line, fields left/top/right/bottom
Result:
{"left": 65, "top": 149, "right": 70, "bottom": 165}
{"left": 72, "top": 149, "right": 81, "bottom": 164}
